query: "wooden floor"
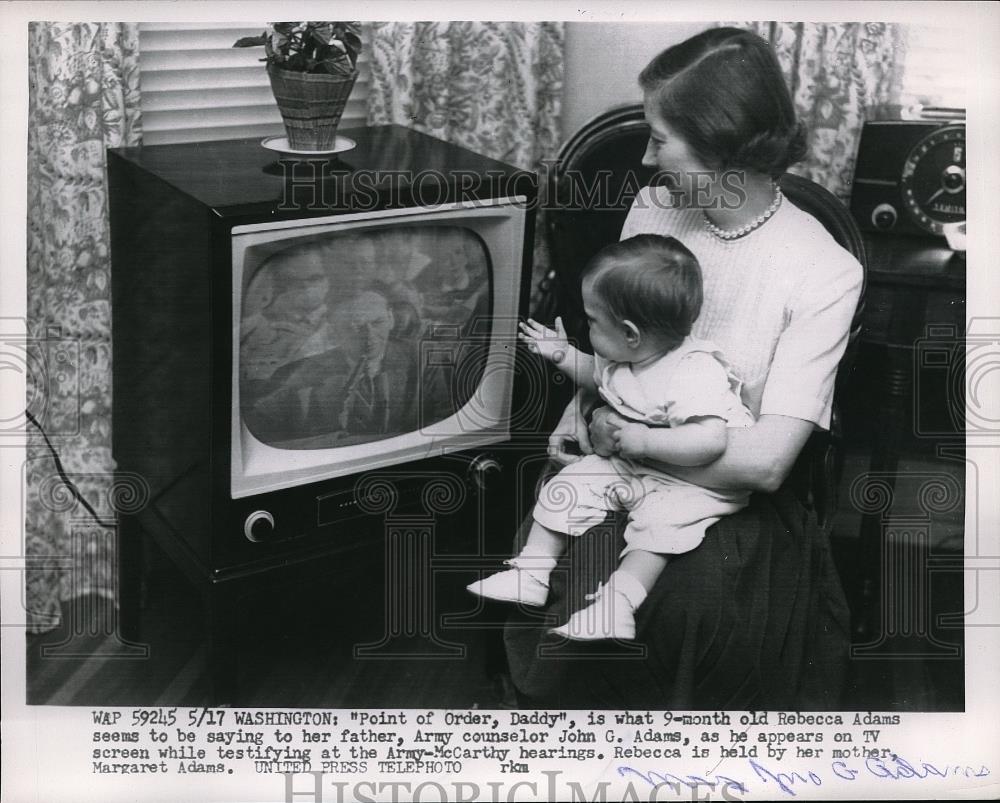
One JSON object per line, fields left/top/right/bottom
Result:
{"left": 27, "top": 441, "right": 965, "bottom": 711}
{"left": 27, "top": 546, "right": 516, "bottom": 709}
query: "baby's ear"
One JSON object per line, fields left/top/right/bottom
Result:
{"left": 622, "top": 319, "right": 641, "bottom": 346}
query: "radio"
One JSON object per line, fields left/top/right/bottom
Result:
{"left": 850, "top": 107, "right": 965, "bottom": 239}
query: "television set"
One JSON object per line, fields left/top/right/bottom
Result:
{"left": 108, "top": 126, "right": 539, "bottom": 584}
{"left": 231, "top": 200, "right": 525, "bottom": 498}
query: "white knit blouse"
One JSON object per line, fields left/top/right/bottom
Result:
{"left": 620, "top": 185, "right": 864, "bottom": 430}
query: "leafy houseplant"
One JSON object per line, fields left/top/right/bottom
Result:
{"left": 234, "top": 22, "right": 363, "bottom": 150}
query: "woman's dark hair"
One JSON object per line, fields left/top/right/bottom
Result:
{"left": 582, "top": 234, "right": 702, "bottom": 350}
{"left": 639, "top": 26, "right": 807, "bottom": 178}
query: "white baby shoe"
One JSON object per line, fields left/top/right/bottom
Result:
{"left": 467, "top": 559, "right": 551, "bottom": 607}
{"left": 550, "top": 581, "right": 636, "bottom": 640}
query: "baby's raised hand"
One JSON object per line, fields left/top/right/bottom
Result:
{"left": 518, "top": 317, "right": 570, "bottom": 365}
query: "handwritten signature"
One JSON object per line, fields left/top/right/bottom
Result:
{"left": 620, "top": 755, "right": 991, "bottom": 797}
{"left": 617, "top": 766, "right": 748, "bottom": 797}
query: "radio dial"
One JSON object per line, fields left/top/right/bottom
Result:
{"left": 899, "top": 124, "right": 966, "bottom": 235}
{"left": 244, "top": 510, "right": 275, "bottom": 542}
{"left": 872, "top": 203, "right": 898, "bottom": 230}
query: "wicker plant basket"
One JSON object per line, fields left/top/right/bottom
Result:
{"left": 267, "top": 65, "right": 358, "bottom": 150}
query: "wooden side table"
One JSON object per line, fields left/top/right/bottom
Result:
{"left": 848, "top": 234, "right": 965, "bottom": 656}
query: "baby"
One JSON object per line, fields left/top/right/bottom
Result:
{"left": 468, "top": 234, "right": 754, "bottom": 640}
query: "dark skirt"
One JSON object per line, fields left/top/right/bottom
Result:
{"left": 503, "top": 483, "right": 851, "bottom": 710}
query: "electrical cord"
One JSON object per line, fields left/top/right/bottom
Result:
{"left": 24, "top": 409, "right": 116, "bottom": 528}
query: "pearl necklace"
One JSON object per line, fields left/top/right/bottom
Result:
{"left": 703, "top": 185, "right": 783, "bottom": 241}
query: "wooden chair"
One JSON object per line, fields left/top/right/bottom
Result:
{"left": 542, "top": 103, "right": 868, "bottom": 527}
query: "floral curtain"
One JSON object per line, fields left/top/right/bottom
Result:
{"left": 366, "top": 21, "right": 564, "bottom": 312}
{"left": 737, "top": 22, "right": 907, "bottom": 201}
{"left": 25, "top": 23, "right": 142, "bottom": 632}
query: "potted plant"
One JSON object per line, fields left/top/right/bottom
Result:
{"left": 234, "top": 22, "right": 362, "bottom": 150}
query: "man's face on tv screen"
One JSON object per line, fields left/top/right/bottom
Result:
{"left": 340, "top": 291, "right": 394, "bottom": 363}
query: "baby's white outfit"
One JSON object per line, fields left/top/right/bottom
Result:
{"left": 533, "top": 336, "right": 754, "bottom": 556}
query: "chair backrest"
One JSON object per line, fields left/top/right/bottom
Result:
{"left": 545, "top": 103, "right": 869, "bottom": 524}
{"left": 545, "top": 105, "right": 651, "bottom": 346}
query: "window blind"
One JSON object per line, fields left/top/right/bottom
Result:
{"left": 898, "top": 24, "right": 967, "bottom": 111}
{"left": 138, "top": 22, "right": 370, "bottom": 145}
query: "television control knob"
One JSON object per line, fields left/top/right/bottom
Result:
{"left": 244, "top": 510, "right": 275, "bottom": 543}
{"left": 872, "top": 203, "right": 897, "bottom": 230}
{"left": 468, "top": 455, "right": 503, "bottom": 489}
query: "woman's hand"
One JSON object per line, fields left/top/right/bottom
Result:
{"left": 548, "top": 390, "right": 595, "bottom": 466}
{"left": 519, "top": 317, "right": 571, "bottom": 365}
{"left": 588, "top": 406, "right": 629, "bottom": 457}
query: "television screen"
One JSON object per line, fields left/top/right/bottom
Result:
{"left": 239, "top": 225, "right": 492, "bottom": 450}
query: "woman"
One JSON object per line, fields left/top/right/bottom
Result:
{"left": 503, "top": 27, "right": 863, "bottom": 709}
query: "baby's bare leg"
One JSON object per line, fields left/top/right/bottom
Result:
{"left": 618, "top": 549, "right": 669, "bottom": 593}
{"left": 520, "top": 521, "right": 568, "bottom": 559}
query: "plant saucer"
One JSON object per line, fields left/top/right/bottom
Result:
{"left": 261, "top": 135, "right": 357, "bottom": 156}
